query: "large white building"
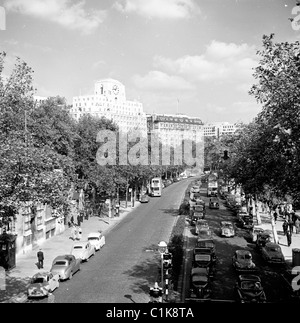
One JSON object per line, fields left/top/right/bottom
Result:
{"left": 147, "top": 113, "right": 204, "bottom": 147}
{"left": 70, "top": 79, "right": 147, "bottom": 135}
{"left": 203, "top": 122, "right": 237, "bottom": 138}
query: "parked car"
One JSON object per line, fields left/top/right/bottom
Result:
{"left": 249, "top": 226, "right": 265, "bottom": 243}
{"left": 190, "top": 185, "right": 201, "bottom": 194}
{"left": 195, "top": 219, "right": 209, "bottom": 235}
{"left": 190, "top": 206, "right": 206, "bottom": 225}
{"left": 261, "top": 242, "right": 285, "bottom": 265}
{"left": 50, "top": 254, "right": 81, "bottom": 281}
{"left": 209, "top": 197, "right": 220, "bottom": 209}
{"left": 195, "top": 239, "right": 216, "bottom": 262}
{"left": 190, "top": 267, "right": 212, "bottom": 299}
{"left": 87, "top": 232, "right": 105, "bottom": 251}
{"left": 197, "top": 228, "right": 212, "bottom": 241}
{"left": 192, "top": 247, "right": 215, "bottom": 275}
{"left": 220, "top": 221, "right": 235, "bottom": 237}
{"left": 232, "top": 250, "right": 256, "bottom": 272}
{"left": 235, "top": 274, "right": 267, "bottom": 303}
{"left": 27, "top": 272, "right": 59, "bottom": 298}
{"left": 190, "top": 192, "right": 202, "bottom": 203}
{"left": 139, "top": 194, "right": 150, "bottom": 203}
{"left": 256, "top": 230, "right": 272, "bottom": 250}
{"left": 71, "top": 241, "right": 95, "bottom": 262}
{"left": 238, "top": 214, "right": 254, "bottom": 230}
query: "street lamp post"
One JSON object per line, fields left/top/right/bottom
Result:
{"left": 158, "top": 240, "right": 167, "bottom": 301}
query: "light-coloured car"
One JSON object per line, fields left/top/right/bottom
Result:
{"left": 195, "top": 219, "right": 209, "bottom": 235}
{"left": 190, "top": 185, "right": 200, "bottom": 194}
{"left": 50, "top": 254, "right": 81, "bottom": 281}
{"left": 140, "top": 194, "right": 150, "bottom": 203}
{"left": 71, "top": 241, "right": 95, "bottom": 262}
{"left": 27, "top": 272, "right": 59, "bottom": 298}
{"left": 88, "top": 232, "right": 105, "bottom": 251}
{"left": 221, "top": 221, "right": 235, "bottom": 237}
{"left": 249, "top": 226, "right": 265, "bottom": 243}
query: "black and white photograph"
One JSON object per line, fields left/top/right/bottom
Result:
{"left": 0, "top": 0, "right": 300, "bottom": 311}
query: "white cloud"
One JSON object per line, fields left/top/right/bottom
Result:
{"left": 5, "top": 0, "right": 106, "bottom": 34}
{"left": 152, "top": 41, "right": 258, "bottom": 82}
{"left": 113, "top": 0, "right": 200, "bottom": 19}
{"left": 132, "top": 70, "right": 195, "bottom": 91}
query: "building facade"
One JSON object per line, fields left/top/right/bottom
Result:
{"left": 70, "top": 79, "right": 147, "bottom": 136}
{"left": 203, "top": 122, "right": 237, "bottom": 138}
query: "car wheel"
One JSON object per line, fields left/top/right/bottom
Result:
{"left": 69, "top": 271, "right": 73, "bottom": 280}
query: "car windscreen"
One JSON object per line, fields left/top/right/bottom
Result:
{"left": 31, "top": 277, "right": 45, "bottom": 284}
{"left": 53, "top": 261, "right": 67, "bottom": 266}
{"left": 73, "top": 246, "right": 83, "bottom": 249}
{"left": 88, "top": 237, "right": 99, "bottom": 240}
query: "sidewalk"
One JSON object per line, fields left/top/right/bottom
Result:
{"left": 252, "top": 204, "right": 300, "bottom": 268}
{"left": 0, "top": 200, "right": 141, "bottom": 303}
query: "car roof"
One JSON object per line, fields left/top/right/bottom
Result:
{"left": 235, "top": 250, "right": 251, "bottom": 256}
{"left": 72, "top": 241, "right": 89, "bottom": 246}
{"left": 32, "top": 271, "right": 51, "bottom": 278}
{"left": 239, "top": 274, "right": 261, "bottom": 282}
{"left": 265, "top": 242, "right": 280, "bottom": 248}
{"left": 88, "top": 232, "right": 101, "bottom": 237}
{"left": 191, "top": 267, "right": 208, "bottom": 275}
{"left": 221, "top": 221, "right": 233, "bottom": 225}
{"left": 53, "top": 254, "right": 74, "bottom": 261}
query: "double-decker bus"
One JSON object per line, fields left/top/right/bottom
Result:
{"left": 150, "top": 177, "right": 162, "bottom": 197}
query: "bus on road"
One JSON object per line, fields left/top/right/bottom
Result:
{"left": 150, "top": 177, "right": 162, "bottom": 197}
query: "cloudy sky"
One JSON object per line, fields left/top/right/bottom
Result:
{"left": 0, "top": 0, "right": 299, "bottom": 123}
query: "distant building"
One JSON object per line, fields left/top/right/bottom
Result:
{"left": 203, "top": 122, "right": 237, "bottom": 138}
{"left": 34, "top": 95, "right": 48, "bottom": 106}
{"left": 147, "top": 113, "right": 204, "bottom": 148}
{"left": 70, "top": 79, "right": 147, "bottom": 136}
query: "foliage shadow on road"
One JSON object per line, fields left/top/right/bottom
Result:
{"left": 0, "top": 275, "right": 30, "bottom": 303}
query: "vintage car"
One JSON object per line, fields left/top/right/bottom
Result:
{"left": 239, "top": 214, "right": 254, "bottom": 230}
{"left": 249, "top": 226, "right": 265, "bottom": 243}
{"left": 195, "top": 239, "right": 216, "bottom": 262}
{"left": 190, "top": 185, "right": 201, "bottom": 194}
{"left": 50, "top": 254, "right": 81, "bottom": 281}
{"left": 190, "top": 205, "right": 206, "bottom": 225}
{"left": 190, "top": 267, "right": 212, "bottom": 299}
{"left": 197, "top": 228, "right": 212, "bottom": 241}
{"left": 235, "top": 274, "right": 267, "bottom": 303}
{"left": 87, "top": 232, "right": 106, "bottom": 251}
{"left": 220, "top": 221, "right": 235, "bottom": 237}
{"left": 190, "top": 192, "right": 202, "bottom": 203}
{"left": 236, "top": 205, "right": 248, "bottom": 217}
{"left": 232, "top": 250, "right": 256, "bottom": 272}
{"left": 27, "top": 272, "right": 60, "bottom": 298}
{"left": 256, "top": 230, "right": 272, "bottom": 250}
{"left": 140, "top": 194, "right": 150, "bottom": 203}
{"left": 195, "top": 219, "right": 209, "bottom": 235}
{"left": 209, "top": 197, "right": 220, "bottom": 209}
{"left": 192, "top": 247, "right": 215, "bottom": 275}
{"left": 261, "top": 242, "right": 285, "bottom": 265}
{"left": 71, "top": 240, "right": 95, "bottom": 262}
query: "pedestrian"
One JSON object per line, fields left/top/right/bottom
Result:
{"left": 282, "top": 220, "right": 288, "bottom": 236}
{"left": 295, "top": 218, "right": 300, "bottom": 234}
{"left": 77, "top": 226, "right": 82, "bottom": 240}
{"left": 288, "top": 218, "right": 294, "bottom": 235}
{"left": 37, "top": 249, "right": 44, "bottom": 269}
{"left": 286, "top": 230, "right": 292, "bottom": 247}
{"left": 273, "top": 211, "right": 278, "bottom": 223}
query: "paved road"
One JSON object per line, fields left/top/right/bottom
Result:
{"left": 183, "top": 183, "right": 293, "bottom": 303}
{"left": 30, "top": 178, "right": 193, "bottom": 303}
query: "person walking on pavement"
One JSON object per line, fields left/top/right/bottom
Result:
{"left": 37, "top": 249, "right": 44, "bottom": 269}
{"left": 273, "top": 211, "right": 278, "bottom": 223}
{"left": 288, "top": 218, "right": 294, "bottom": 235}
{"left": 282, "top": 220, "right": 288, "bottom": 236}
{"left": 286, "top": 230, "right": 292, "bottom": 247}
